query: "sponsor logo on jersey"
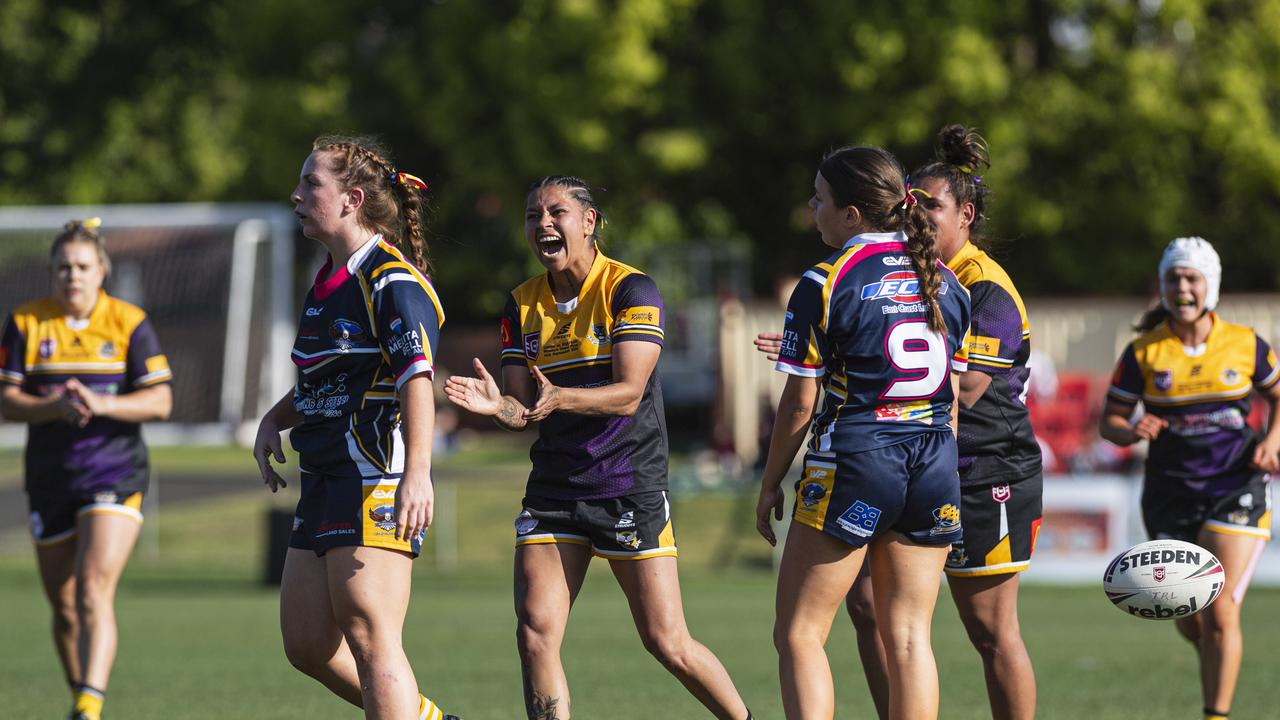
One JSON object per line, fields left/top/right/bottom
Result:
{"left": 389, "top": 316, "right": 403, "bottom": 333}
{"left": 523, "top": 332, "right": 540, "bottom": 360}
{"left": 624, "top": 307, "right": 658, "bottom": 324}
{"left": 1227, "top": 510, "right": 1250, "bottom": 525}
{"left": 38, "top": 338, "right": 56, "bottom": 359}
{"left": 500, "top": 317, "right": 512, "bottom": 347}
{"left": 387, "top": 327, "right": 423, "bottom": 357}
{"left": 992, "top": 483, "right": 1011, "bottom": 503}
{"left": 1154, "top": 370, "right": 1173, "bottom": 391}
{"left": 30, "top": 511, "right": 44, "bottom": 538}
{"left": 615, "top": 511, "right": 635, "bottom": 529}
{"left": 1152, "top": 566, "right": 1166, "bottom": 582}
{"left": 315, "top": 520, "right": 355, "bottom": 538}
{"left": 369, "top": 505, "right": 397, "bottom": 532}
{"left": 930, "top": 503, "right": 961, "bottom": 535}
{"left": 514, "top": 510, "right": 538, "bottom": 535}
{"left": 875, "top": 400, "right": 933, "bottom": 422}
{"left": 1190, "top": 364, "right": 1202, "bottom": 377}
{"left": 99, "top": 341, "right": 116, "bottom": 358}
{"left": 616, "top": 530, "right": 642, "bottom": 549}
{"left": 292, "top": 516, "right": 303, "bottom": 532}
{"left": 780, "top": 329, "right": 801, "bottom": 359}
{"left": 305, "top": 306, "right": 323, "bottom": 317}
{"left": 371, "top": 488, "right": 396, "bottom": 500}
{"left": 882, "top": 255, "right": 911, "bottom": 266}
{"left": 968, "top": 335, "right": 1001, "bottom": 357}
{"left": 1240, "top": 493, "right": 1253, "bottom": 508}
{"left": 329, "top": 319, "right": 366, "bottom": 352}
{"left": 860, "top": 271, "right": 949, "bottom": 304}
{"left": 586, "top": 324, "right": 611, "bottom": 346}
{"left": 553, "top": 322, "right": 572, "bottom": 338}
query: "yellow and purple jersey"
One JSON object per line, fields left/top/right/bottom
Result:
{"left": 946, "top": 242, "right": 1041, "bottom": 484}
{"left": 500, "top": 251, "right": 666, "bottom": 500}
{"left": 0, "top": 292, "right": 172, "bottom": 498}
{"left": 289, "top": 235, "right": 444, "bottom": 478}
{"left": 1107, "top": 314, "right": 1279, "bottom": 494}
{"left": 775, "top": 232, "right": 971, "bottom": 455}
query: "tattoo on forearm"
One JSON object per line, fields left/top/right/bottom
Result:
{"left": 498, "top": 396, "right": 525, "bottom": 430}
{"left": 521, "top": 661, "right": 563, "bottom": 720}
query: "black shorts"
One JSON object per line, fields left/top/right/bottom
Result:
{"left": 945, "top": 472, "right": 1043, "bottom": 577}
{"left": 791, "top": 432, "right": 961, "bottom": 549}
{"left": 28, "top": 490, "right": 144, "bottom": 546}
{"left": 1142, "top": 472, "right": 1272, "bottom": 543}
{"left": 289, "top": 472, "right": 421, "bottom": 557}
{"left": 514, "top": 491, "right": 677, "bottom": 560}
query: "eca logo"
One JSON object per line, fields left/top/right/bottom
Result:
{"left": 860, "top": 272, "right": 948, "bottom": 304}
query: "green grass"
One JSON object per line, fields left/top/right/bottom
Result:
{"left": 2, "top": 445, "right": 1280, "bottom": 718}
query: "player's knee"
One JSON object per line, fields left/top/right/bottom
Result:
{"left": 515, "top": 619, "right": 559, "bottom": 662}
{"left": 639, "top": 626, "right": 693, "bottom": 672}
{"left": 282, "top": 634, "right": 326, "bottom": 676}
{"left": 52, "top": 603, "right": 77, "bottom": 635}
{"left": 74, "top": 573, "right": 115, "bottom": 615}
{"left": 846, "top": 595, "right": 877, "bottom": 634}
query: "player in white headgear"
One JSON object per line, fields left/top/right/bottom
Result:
{"left": 1101, "top": 236, "right": 1280, "bottom": 720}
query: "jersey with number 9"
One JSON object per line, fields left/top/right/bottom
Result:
{"left": 775, "top": 232, "right": 971, "bottom": 455}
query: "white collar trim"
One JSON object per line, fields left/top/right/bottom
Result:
{"left": 347, "top": 234, "right": 381, "bottom": 273}
{"left": 843, "top": 231, "right": 906, "bottom": 249}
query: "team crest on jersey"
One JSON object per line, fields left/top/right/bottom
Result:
{"left": 616, "top": 530, "right": 642, "bottom": 549}
{"left": 946, "top": 543, "right": 967, "bottom": 568}
{"left": 800, "top": 482, "right": 827, "bottom": 508}
{"left": 369, "top": 505, "right": 397, "bottom": 532}
{"left": 98, "top": 341, "right": 115, "bottom": 358}
{"left": 860, "top": 271, "right": 949, "bottom": 304}
{"left": 615, "top": 511, "right": 635, "bottom": 529}
{"left": 514, "top": 510, "right": 538, "bottom": 535}
{"left": 38, "top": 338, "right": 56, "bottom": 359}
{"left": 1153, "top": 370, "right": 1173, "bottom": 391}
{"left": 1221, "top": 368, "right": 1240, "bottom": 385}
{"left": 992, "top": 483, "right": 1011, "bottom": 503}
{"left": 329, "top": 318, "right": 366, "bottom": 352}
{"left": 930, "top": 503, "right": 961, "bottom": 535}
{"left": 586, "top": 324, "right": 611, "bottom": 346}
{"left": 523, "top": 332, "right": 541, "bottom": 360}
{"left": 93, "top": 491, "right": 118, "bottom": 504}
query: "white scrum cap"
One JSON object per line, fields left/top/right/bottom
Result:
{"left": 1159, "top": 236, "right": 1221, "bottom": 312}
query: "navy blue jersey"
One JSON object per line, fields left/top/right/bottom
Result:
{"left": 775, "top": 232, "right": 971, "bottom": 454}
{"left": 289, "top": 236, "right": 444, "bottom": 478}
{"left": 499, "top": 251, "right": 668, "bottom": 501}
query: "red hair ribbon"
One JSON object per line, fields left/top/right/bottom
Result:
{"left": 390, "top": 171, "right": 429, "bottom": 191}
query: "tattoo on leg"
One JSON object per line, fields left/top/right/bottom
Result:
{"left": 521, "top": 661, "right": 563, "bottom": 720}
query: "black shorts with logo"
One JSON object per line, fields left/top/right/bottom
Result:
{"left": 28, "top": 490, "right": 144, "bottom": 545}
{"left": 288, "top": 472, "right": 422, "bottom": 557}
{"left": 514, "top": 490, "right": 677, "bottom": 560}
{"left": 945, "top": 471, "right": 1043, "bottom": 577}
{"left": 1142, "top": 472, "right": 1271, "bottom": 543}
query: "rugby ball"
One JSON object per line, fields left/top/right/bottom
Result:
{"left": 1102, "top": 539, "right": 1224, "bottom": 620}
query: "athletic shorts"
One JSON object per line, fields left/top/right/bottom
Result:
{"left": 791, "top": 432, "right": 961, "bottom": 549}
{"left": 1142, "top": 472, "right": 1272, "bottom": 542}
{"left": 945, "top": 472, "right": 1043, "bottom": 577}
{"left": 288, "top": 472, "right": 422, "bottom": 557}
{"left": 28, "top": 490, "right": 144, "bottom": 546}
{"left": 513, "top": 490, "right": 678, "bottom": 560}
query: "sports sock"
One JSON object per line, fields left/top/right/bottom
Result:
{"left": 72, "top": 685, "right": 105, "bottom": 720}
{"left": 419, "top": 693, "right": 444, "bottom": 720}
{"left": 1204, "top": 708, "right": 1229, "bottom": 720}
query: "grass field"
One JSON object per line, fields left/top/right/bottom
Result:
{"left": 1, "top": 444, "right": 1279, "bottom": 718}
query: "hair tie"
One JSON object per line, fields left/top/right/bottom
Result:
{"left": 900, "top": 183, "right": 932, "bottom": 210}
{"left": 82, "top": 217, "right": 102, "bottom": 229}
{"left": 390, "top": 171, "right": 429, "bottom": 191}
{"left": 956, "top": 164, "right": 983, "bottom": 184}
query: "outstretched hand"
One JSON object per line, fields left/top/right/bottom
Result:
{"left": 443, "top": 358, "right": 504, "bottom": 416}
{"left": 754, "top": 332, "right": 783, "bottom": 362}
{"left": 522, "top": 366, "right": 563, "bottom": 422}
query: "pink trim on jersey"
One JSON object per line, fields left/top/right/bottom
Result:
{"left": 1233, "top": 537, "right": 1266, "bottom": 604}
{"left": 312, "top": 256, "right": 353, "bottom": 301}
{"left": 830, "top": 242, "right": 895, "bottom": 289}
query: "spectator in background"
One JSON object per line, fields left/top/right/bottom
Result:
{"left": 0, "top": 218, "right": 173, "bottom": 720}
{"left": 1100, "top": 237, "right": 1280, "bottom": 720}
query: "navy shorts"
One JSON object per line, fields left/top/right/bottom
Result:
{"left": 289, "top": 472, "right": 422, "bottom": 557}
{"left": 792, "top": 432, "right": 961, "bottom": 549}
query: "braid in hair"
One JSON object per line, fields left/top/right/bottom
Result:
{"left": 312, "top": 135, "right": 432, "bottom": 275}
{"left": 819, "top": 146, "right": 946, "bottom": 333}
{"left": 527, "top": 175, "right": 605, "bottom": 245}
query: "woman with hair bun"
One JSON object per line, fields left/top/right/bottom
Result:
{"left": 1, "top": 219, "right": 173, "bottom": 720}
{"left": 756, "top": 145, "right": 971, "bottom": 719}
{"left": 755, "top": 126, "right": 1042, "bottom": 719}
{"left": 1101, "top": 237, "right": 1280, "bottom": 720}
{"left": 253, "top": 135, "right": 459, "bottom": 720}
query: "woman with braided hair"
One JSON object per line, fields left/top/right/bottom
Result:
{"left": 252, "top": 135, "right": 459, "bottom": 720}
{"left": 755, "top": 146, "right": 970, "bottom": 719}
{"left": 1, "top": 219, "right": 173, "bottom": 720}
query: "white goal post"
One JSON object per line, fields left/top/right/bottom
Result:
{"left": 0, "top": 203, "right": 297, "bottom": 445}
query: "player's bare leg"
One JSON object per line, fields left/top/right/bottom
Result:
{"left": 326, "top": 546, "right": 420, "bottom": 720}
{"left": 844, "top": 562, "right": 889, "bottom": 720}
{"left": 280, "top": 547, "right": 364, "bottom": 706}
{"left": 515, "top": 542, "right": 591, "bottom": 720}
{"left": 869, "top": 533, "right": 948, "bottom": 720}
{"left": 611, "top": 556, "right": 750, "bottom": 719}
{"left": 74, "top": 511, "right": 141, "bottom": 692}
{"left": 1194, "top": 529, "right": 1263, "bottom": 717}
{"left": 774, "top": 522, "right": 865, "bottom": 719}
{"left": 36, "top": 536, "right": 81, "bottom": 692}
{"left": 949, "top": 573, "right": 1036, "bottom": 720}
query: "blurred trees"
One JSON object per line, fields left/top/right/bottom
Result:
{"left": 1, "top": 0, "right": 1278, "bottom": 319}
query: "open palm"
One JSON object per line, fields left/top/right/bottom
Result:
{"left": 443, "top": 357, "right": 504, "bottom": 416}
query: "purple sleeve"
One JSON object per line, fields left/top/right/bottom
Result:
{"left": 964, "top": 280, "right": 1024, "bottom": 375}
{"left": 126, "top": 317, "right": 173, "bottom": 388}
{"left": 1254, "top": 334, "right": 1280, "bottom": 390}
{"left": 610, "top": 274, "right": 664, "bottom": 345}
{"left": 0, "top": 315, "right": 25, "bottom": 386}
{"left": 1106, "top": 344, "right": 1143, "bottom": 407}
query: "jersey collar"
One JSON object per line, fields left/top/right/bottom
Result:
{"left": 313, "top": 234, "right": 381, "bottom": 299}
{"left": 843, "top": 231, "right": 906, "bottom": 249}
{"left": 544, "top": 248, "right": 607, "bottom": 314}
{"left": 945, "top": 240, "right": 982, "bottom": 273}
